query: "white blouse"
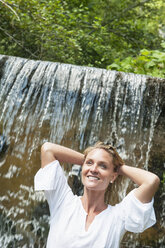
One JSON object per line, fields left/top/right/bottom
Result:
{"left": 34, "top": 160, "right": 156, "bottom": 248}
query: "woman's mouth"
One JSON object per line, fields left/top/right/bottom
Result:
{"left": 87, "top": 176, "right": 100, "bottom": 180}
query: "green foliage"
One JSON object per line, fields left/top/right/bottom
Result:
{"left": 0, "top": 0, "right": 165, "bottom": 76}
{"left": 107, "top": 43, "right": 165, "bottom": 78}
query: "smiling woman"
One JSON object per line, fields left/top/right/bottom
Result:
{"left": 82, "top": 149, "right": 118, "bottom": 191}
{"left": 34, "top": 142, "right": 160, "bottom": 248}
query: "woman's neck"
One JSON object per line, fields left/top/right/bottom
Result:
{"left": 81, "top": 187, "right": 107, "bottom": 215}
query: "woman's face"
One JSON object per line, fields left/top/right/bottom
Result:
{"left": 82, "top": 148, "right": 118, "bottom": 192}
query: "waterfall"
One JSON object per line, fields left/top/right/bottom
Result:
{"left": 0, "top": 54, "right": 164, "bottom": 247}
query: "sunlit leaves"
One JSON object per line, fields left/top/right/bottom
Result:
{"left": 107, "top": 44, "right": 165, "bottom": 78}
{"left": 0, "top": 0, "right": 164, "bottom": 76}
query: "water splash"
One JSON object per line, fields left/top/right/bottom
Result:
{"left": 0, "top": 55, "right": 164, "bottom": 247}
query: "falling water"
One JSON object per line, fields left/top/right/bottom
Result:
{"left": 0, "top": 55, "right": 164, "bottom": 247}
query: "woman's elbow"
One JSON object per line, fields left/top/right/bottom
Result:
{"left": 153, "top": 174, "right": 160, "bottom": 190}
{"left": 41, "top": 142, "right": 53, "bottom": 154}
{"left": 41, "top": 142, "right": 56, "bottom": 168}
{"left": 149, "top": 174, "right": 160, "bottom": 193}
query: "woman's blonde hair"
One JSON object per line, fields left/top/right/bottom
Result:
{"left": 83, "top": 141, "right": 124, "bottom": 172}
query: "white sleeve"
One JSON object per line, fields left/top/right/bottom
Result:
{"left": 34, "top": 160, "right": 73, "bottom": 216}
{"left": 119, "top": 189, "right": 156, "bottom": 233}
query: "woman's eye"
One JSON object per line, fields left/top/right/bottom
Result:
{"left": 100, "top": 164, "right": 106, "bottom": 169}
{"left": 86, "top": 161, "right": 92, "bottom": 165}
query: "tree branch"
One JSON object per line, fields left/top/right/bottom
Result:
{"left": 103, "top": 0, "right": 151, "bottom": 24}
{"left": 0, "top": 26, "right": 38, "bottom": 59}
{"left": 0, "top": 0, "right": 20, "bottom": 21}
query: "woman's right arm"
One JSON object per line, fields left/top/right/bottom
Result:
{"left": 41, "top": 142, "right": 84, "bottom": 168}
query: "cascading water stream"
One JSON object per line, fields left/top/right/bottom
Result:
{"left": 0, "top": 54, "right": 164, "bottom": 247}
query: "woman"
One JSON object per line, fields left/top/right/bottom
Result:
{"left": 34, "top": 142, "right": 160, "bottom": 248}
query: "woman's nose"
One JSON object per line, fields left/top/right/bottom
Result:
{"left": 90, "top": 164, "right": 98, "bottom": 173}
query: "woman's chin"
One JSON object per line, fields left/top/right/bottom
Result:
{"left": 83, "top": 182, "right": 107, "bottom": 192}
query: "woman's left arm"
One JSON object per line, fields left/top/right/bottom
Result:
{"left": 119, "top": 165, "right": 160, "bottom": 203}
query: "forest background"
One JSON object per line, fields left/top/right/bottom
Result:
{"left": 0, "top": 0, "right": 165, "bottom": 78}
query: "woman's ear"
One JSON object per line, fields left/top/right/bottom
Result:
{"left": 110, "top": 172, "right": 118, "bottom": 183}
